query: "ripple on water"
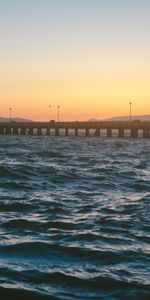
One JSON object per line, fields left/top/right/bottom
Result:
{"left": 0, "top": 136, "right": 150, "bottom": 299}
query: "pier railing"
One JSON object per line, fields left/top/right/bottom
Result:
{"left": 0, "top": 121, "right": 150, "bottom": 138}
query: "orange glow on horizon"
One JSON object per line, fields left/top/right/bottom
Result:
{"left": 1, "top": 48, "right": 150, "bottom": 121}
{"left": 1, "top": 66, "right": 150, "bottom": 120}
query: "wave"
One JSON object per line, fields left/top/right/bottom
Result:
{"left": 0, "top": 137, "right": 150, "bottom": 299}
{"left": 38, "top": 150, "right": 68, "bottom": 159}
{"left": 0, "top": 274, "right": 149, "bottom": 300}
{"left": 0, "top": 287, "right": 57, "bottom": 300}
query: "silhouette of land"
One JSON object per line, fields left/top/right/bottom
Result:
{"left": 88, "top": 115, "right": 150, "bottom": 122}
{"left": 0, "top": 117, "right": 32, "bottom": 122}
{"left": 0, "top": 114, "right": 150, "bottom": 123}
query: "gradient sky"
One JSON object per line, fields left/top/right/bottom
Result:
{"left": 0, "top": 0, "right": 150, "bottom": 121}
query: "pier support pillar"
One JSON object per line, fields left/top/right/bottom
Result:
{"left": 55, "top": 128, "right": 59, "bottom": 136}
{"left": 85, "top": 128, "right": 89, "bottom": 137}
{"left": 0, "top": 127, "right": 4, "bottom": 134}
{"left": 65, "top": 128, "right": 68, "bottom": 136}
{"left": 29, "top": 128, "right": 33, "bottom": 135}
{"left": 5, "top": 127, "right": 11, "bottom": 134}
{"left": 21, "top": 128, "right": 26, "bottom": 135}
{"left": 75, "top": 128, "right": 78, "bottom": 136}
{"left": 37, "top": 128, "right": 42, "bottom": 135}
{"left": 131, "top": 128, "right": 138, "bottom": 138}
{"left": 107, "top": 128, "right": 112, "bottom": 138}
{"left": 47, "top": 128, "right": 50, "bottom": 135}
{"left": 119, "top": 128, "right": 124, "bottom": 138}
{"left": 13, "top": 127, "right": 18, "bottom": 135}
{"left": 143, "top": 129, "right": 150, "bottom": 138}
{"left": 95, "top": 128, "right": 100, "bottom": 137}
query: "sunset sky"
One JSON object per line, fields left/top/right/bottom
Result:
{"left": 0, "top": 0, "right": 150, "bottom": 121}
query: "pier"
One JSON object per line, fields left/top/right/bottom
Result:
{"left": 0, "top": 121, "right": 150, "bottom": 138}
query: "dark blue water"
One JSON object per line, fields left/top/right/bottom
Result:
{"left": 0, "top": 136, "right": 150, "bottom": 300}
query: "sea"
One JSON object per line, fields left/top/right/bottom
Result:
{"left": 0, "top": 135, "right": 150, "bottom": 300}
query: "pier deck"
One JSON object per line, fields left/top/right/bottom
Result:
{"left": 0, "top": 121, "right": 150, "bottom": 138}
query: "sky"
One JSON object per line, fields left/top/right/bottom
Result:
{"left": 0, "top": 0, "right": 150, "bottom": 121}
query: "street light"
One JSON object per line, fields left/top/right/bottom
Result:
{"left": 129, "top": 102, "right": 132, "bottom": 121}
{"left": 49, "top": 105, "right": 51, "bottom": 120}
{"left": 9, "top": 107, "right": 12, "bottom": 123}
{"left": 57, "top": 105, "right": 60, "bottom": 122}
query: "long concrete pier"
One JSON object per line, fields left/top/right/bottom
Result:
{"left": 0, "top": 121, "right": 150, "bottom": 138}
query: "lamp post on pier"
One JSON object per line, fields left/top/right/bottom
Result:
{"left": 49, "top": 105, "right": 51, "bottom": 121}
{"left": 9, "top": 107, "right": 12, "bottom": 123}
{"left": 129, "top": 102, "right": 132, "bottom": 121}
{"left": 57, "top": 105, "right": 60, "bottom": 122}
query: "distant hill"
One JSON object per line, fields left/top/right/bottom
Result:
{"left": 88, "top": 115, "right": 150, "bottom": 122}
{"left": 0, "top": 117, "right": 33, "bottom": 122}
{"left": 106, "top": 115, "right": 150, "bottom": 121}
{"left": 88, "top": 118, "right": 100, "bottom": 122}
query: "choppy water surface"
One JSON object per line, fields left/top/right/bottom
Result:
{"left": 0, "top": 136, "right": 150, "bottom": 300}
